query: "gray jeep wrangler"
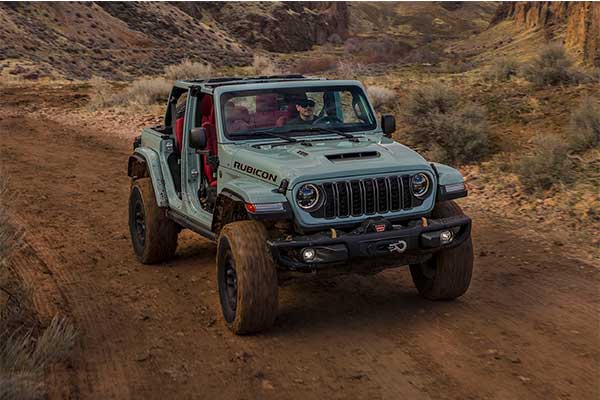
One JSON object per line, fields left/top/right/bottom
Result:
{"left": 127, "top": 75, "right": 473, "bottom": 334}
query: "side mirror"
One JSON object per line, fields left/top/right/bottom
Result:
{"left": 189, "top": 127, "right": 207, "bottom": 150}
{"left": 381, "top": 115, "right": 396, "bottom": 137}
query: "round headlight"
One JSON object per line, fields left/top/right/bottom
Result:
{"left": 411, "top": 173, "right": 430, "bottom": 198}
{"left": 296, "top": 184, "right": 321, "bottom": 210}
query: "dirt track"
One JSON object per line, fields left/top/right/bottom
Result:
{"left": 1, "top": 84, "right": 599, "bottom": 400}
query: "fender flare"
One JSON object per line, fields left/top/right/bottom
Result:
{"left": 128, "top": 148, "right": 169, "bottom": 207}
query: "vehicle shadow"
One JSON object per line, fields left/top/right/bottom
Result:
{"left": 270, "top": 268, "right": 468, "bottom": 336}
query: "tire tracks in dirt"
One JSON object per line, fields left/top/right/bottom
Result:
{"left": 0, "top": 85, "right": 598, "bottom": 400}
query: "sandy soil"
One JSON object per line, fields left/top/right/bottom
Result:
{"left": 0, "top": 84, "right": 598, "bottom": 400}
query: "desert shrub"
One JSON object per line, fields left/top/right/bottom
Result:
{"left": 367, "top": 86, "right": 396, "bottom": 111}
{"left": 336, "top": 60, "right": 357, "bottom": 78}
{"left": 402, "top": 82, "right": 490, "bottom": 165}
{"left": 567, "top": 97, "right": 600, "bottom": 151}
{"left": 484, "top": 58, "right": 519, "bottom": 81}
{"left": 252, "top": 54, "right": 281, "bottom": 76}
{"left": 294, "top": 56, "right": 337, "bottom": 74}
{"left": 128, "top": 78, "right": 172, "bottom": 105}
{"left": 344, "top": 37, "right": 412, "bottom": 64}
{"left": 521, "top": 43, "right": 584, "bottom": 86}
{"left": 164, "top": 59, "right": 212, "bottom": 81}
{"left": 403, "top": 82, "right": 459, "bottom": 128}
{"left": 403, "top": 45, "right": 444, "bottom": 65}
{"left": 89, "top": 77, "right": 171, "bottom": 108}
{"left": 515, "top": 134, "right": 571, "bottom": 191}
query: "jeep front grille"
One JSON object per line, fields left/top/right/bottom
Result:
{"left": 309, "top": 175, "right": 424, "bottom": 219}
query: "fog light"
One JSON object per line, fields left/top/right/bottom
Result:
{"left": 440, "top": 230, "right": 453, "bottom": 244}
{"left": 302, "top": 248, "right": 316, "bottom": 262}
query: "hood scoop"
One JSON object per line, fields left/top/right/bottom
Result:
{"left": 326, "top": 151, "right": 380, "bottom": 162}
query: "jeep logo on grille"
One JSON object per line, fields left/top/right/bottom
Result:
{"left": 234, "top": 161, "right": 277, "bottom": 183}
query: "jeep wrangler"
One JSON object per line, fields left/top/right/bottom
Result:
{"left": 127, "top": 75, "right": 473, "bottom": 334}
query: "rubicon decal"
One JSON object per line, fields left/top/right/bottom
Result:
{"left": 233, "top": 161, "right": 277, "bottom": 183}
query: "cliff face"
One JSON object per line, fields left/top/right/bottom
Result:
{"left": 491, "top": 2, "right": 600, "bottom": 66}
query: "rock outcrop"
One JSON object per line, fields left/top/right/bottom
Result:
{"left": 491, "top": 2, "right": 600, "bottom": 66}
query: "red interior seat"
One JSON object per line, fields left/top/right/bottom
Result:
{"left": 198, "top": 96, "right": 218, "bottom": 187}
{"left": 254, "top": 94, "right": 286, "bottom": 128}
{"left": 175, "top": 117, "right": 184, "bottom": 154}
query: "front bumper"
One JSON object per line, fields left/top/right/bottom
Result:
{"left": 268, "top": 215, "right": 471, "bottom": 272}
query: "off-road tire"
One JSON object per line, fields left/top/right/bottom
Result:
{"left": 409, "top": 201, "right": 473, "bottom": 300}
{"left": 128, "top": 178, "right": 178, "bottom": 264}
{"left": 217, "top": 221, "right": 278, "bottom": 334}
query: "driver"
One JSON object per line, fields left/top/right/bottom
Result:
{"left": 287, "top": 98, "right": 316, "bottom": 125}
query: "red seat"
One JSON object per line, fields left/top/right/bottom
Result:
{"left": 254, "top": 94, "right": 287, "bottom": 128}
{"left": 199, "top": 96, "right": 218, "bottom": 187}
{"left": 175, "top": 117, "right": 184, "bottom": 154}
{"left": 226, "top": 105, "right": 251, "bottom": 132}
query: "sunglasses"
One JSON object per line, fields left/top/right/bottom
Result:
{"left": 297, "top": 100, "right": 315, "bottom": 108}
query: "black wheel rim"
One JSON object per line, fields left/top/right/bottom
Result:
{"left": 218, "top": 248, "right": 238, "bottom": 323}
{"left": 224, "top": 257, "right": 238, "bottom": 316}
{"left": 133, "top": 197, "right": 146, "bottom": 247}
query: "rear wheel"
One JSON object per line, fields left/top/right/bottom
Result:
{"left": 217, "top": 221, "right": 278, "bottom": 334}
{"left": 410, "top": 201, "right": 473, "bottom": 300}
{"left": 128, "top": 178, "right": 178, "bottom": 264}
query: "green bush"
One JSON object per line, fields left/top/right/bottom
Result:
{"left": 568, "top": 97, "right": 600, "bottom": 151}
{"left": 403, "top": 82, "right": 490, "bottom": 165}
{"left": 515, "top": 134, "right": 571, "bottom": 192}
{"left": 521, "top": 43, "right": 584, "bottom": 86}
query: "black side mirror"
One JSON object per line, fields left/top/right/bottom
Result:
{"left": 189, "top": 127, "right": 207, "bottom": 150}
{"left": 381, "top": 115, "right": 396, "bottom": 137}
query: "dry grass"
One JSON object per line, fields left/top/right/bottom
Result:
{"left": 164, "top": 59, "right": 212, "bottom": 81}
{"left": 294, "top": 56, "right": 338, "bottom": 74}
{"left": 88, "top": 77, "right": 171, "bottom": 109}
{"left": 402, "top": 82, "right": 490, "bottom": 165}
{"left": 367, "top": 86, "right": 396, "bottom": 111}
{"left": 344, "top": 37, "right": 412, "bottom": 64}
{"left": 568, "top": 97, "right": 600, "bottom": 151}
{"left": 0, "top": 174, "right": 76, "bottom": 400}
{"left": 0, "top": 316, "right": 76, "bottom": 400}
{"left": 252, "top": 54, "right": 281, "bottom": 76}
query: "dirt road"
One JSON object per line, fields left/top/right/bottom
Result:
{"left": 1, "top": 84, "right": 598, "bottom": 400}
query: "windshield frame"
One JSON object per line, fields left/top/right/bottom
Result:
{"left": 215, "top": 82, "right": 378, "bottom": 142}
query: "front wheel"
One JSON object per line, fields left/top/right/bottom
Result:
{"left": 128, "top": 178, "right": 178, "bottom": 264}
{"left": 217, "top": 221, "right": 278, "bottom": 334}
{"left": 410, "top": 201, "right": 473, "bottom": 300}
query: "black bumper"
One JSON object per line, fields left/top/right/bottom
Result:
{"left": 268, "top": 215, "right": 471, "bottom": 272}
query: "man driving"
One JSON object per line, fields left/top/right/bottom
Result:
{"left": 287, "top": 98, "right": 316, "bottom": 125}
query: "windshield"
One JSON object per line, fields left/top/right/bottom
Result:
{"left": 220, "top": 85, "right": 377, "bottom": 140}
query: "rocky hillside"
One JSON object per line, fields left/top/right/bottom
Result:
{"left": 491, "top": 2, "right": 600, "bottom": 66}
{"left": 0, "top": 2, "right": 347, "bottom": 80}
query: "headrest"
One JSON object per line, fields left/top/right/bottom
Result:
{"left": 227, "top": 106, "right": 250, "bottom": 123}
{"left": 256, "top": 94, "right": 278, "bottom": 113}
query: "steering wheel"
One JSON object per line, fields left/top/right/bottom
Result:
{"left": 313, "top": 115, "right": 343, "bottom": 124}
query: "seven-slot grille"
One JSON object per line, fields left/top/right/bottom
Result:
{"left": 308, "top": 175, "right": 425, "bottom": 219}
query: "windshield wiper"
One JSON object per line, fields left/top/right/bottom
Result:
{"left": 234, "top": 127, "right": 298, "bottom": 143}
{"left": 288, "top": 126, "right": 358, "bottom": 141}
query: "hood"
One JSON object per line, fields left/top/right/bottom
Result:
{"left": 224, "top": 135, "right": 431, "bottom": 187}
